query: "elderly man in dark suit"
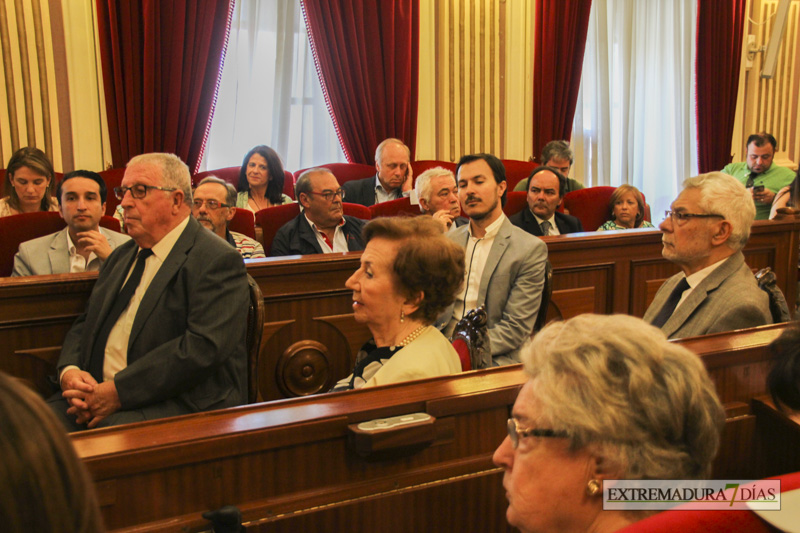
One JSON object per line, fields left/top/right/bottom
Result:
{"left": 271, "top": 168, "right": 366, "bottom": 256}
{"left": 510, "top": 166, "right": 583, "bottom": 236}
{"left": 643, "top": 172, "right": 771, "bottom": 339}
{"left": 50, "top": 153, "right": 249, "bottom": 430}
{"left": 342, "top": 138, "right": 413, "bottom": 207}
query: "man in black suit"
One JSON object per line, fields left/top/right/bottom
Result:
{"left": 341, "top": 138, "right": 413, "bottom": 207}
{"left": 271, "top": 168, "right": 366, "bottom": 256}
{"left": 510, "top": 166, "right": 583, "bottom": 236}
{"left": 50, "top": 153, "right": 249, "bottom": 430}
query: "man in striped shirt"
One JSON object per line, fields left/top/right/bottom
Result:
{"left": 192, "top": 177, "right": 265, "bottom": 259}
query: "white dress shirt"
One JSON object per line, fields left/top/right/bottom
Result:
{"left": 305, "top": 213, "right": 349, "bottom": 253}
{"left": 67, "top": 231, "right": 99, "bottom": 273}
{"left": 675, "top": 257, "right": 729, "bottom": 310}
{"left": 532, "top": 212, "right": 561, "bottom": 236}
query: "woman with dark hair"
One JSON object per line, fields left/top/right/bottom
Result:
{"left": 0, "top": 146, "right": 59, "bottom": 216}
{"left": 597, "top": 184, "right": 654, "bottom": 230}
{"left": 0, "top": 371, "right": 105, "bottom": 532}
{"left": 235, "top": 145, "right": 292, "bottom": 212}
{"left": 331, "top": 216, "right": 465, "bottom": 391}
{"left": 769, "top": 168, "right": 799, "bottom": 219}
{"left": 767, "top": 325, "right": 800, "bottom": 422}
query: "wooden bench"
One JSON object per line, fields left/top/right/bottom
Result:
{"left": 70, "top": 323, "right": 789, "bottom": 532}
{"left": 1, "top": 219, "right": 797, "bottom": 402}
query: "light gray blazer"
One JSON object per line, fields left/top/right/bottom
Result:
{"left": 643, "top": 251, "right": 772, "bottom": 339}
{"left": 442, "top": 216, "right": 547, "bottom": 367}
{"left": 12, "top": 227, "right": 131, "bottom": 277}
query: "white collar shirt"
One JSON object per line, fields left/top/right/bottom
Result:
{"left": 305, "top": 213, "right": 348, "bottom": 253}
{"left": 532, "top": 212, "right": 560, "bottom": 236}
{"left": 66, "top": 231, "right": 99, "bottom": 273}
{"left": 675, "top": 256, "right": 729, "bottom": 310}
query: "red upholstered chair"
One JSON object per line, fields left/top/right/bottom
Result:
{"left": 411, "top": 160, "right": 457, "bottom": 176}
{"left": 368, "top": 196, "right": 418, "bottom": 219}
{"left": 503, "top": 191, "right": 529, "bottom": 217}
{"left": 98, "top": 168, "right": 126, "bottom": 217}
{"left": 293, "top": 163, "right": 375, "bottom": 186}
{"left": 228, "top": 208, "right": 256, "bottom": 240}
{"left": 0, "top": 212, "right": 121, "bottom": 276}
{"left": 342, "top": 202, "right": 371, "bottom": 220}
{"left": 501, "top": 159, "right": 539, "bottom": 191}
{"left": 563, "top": 186, "right": 651, "bottom": 231}
{"left": 255, "top": 203, "right": 301, "bottom": 256}
{"left": 617, "top": 471, "right": 800, "bottom": 533}
{"left": 193, "top": 167, "right": 295, "bottom": 200}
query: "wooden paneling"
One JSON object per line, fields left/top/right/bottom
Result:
{"left": 67, "top": 324, "right": 790, "bottom": 532}
{"left": 0, "top": 220, "right": 797, "bottom": 403}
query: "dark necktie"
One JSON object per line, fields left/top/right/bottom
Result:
{"left": 651, "top": 278, "right": 690, "bottom": 328}
{"left": 87, "top": 249, "right": 153, "bottom": 382}
{"left": 745, "top": 173, "right": 757, "bottom": 188}
{"left": 540, "top": 220, "right": 551, "bottom": 236}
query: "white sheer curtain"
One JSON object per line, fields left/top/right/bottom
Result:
{"left": 202, "top": 0, "right": 345, "bottom": 173}
{"left": 572, "top": 0, "right": 698, "bottom": 219}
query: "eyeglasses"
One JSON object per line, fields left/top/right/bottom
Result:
{"left": 306, "top": 188, "right": 346, "bottom": 201}
{"left": 506, "top": 418, "right": 568, "bottom": 449}
{"left": 192, "top": 199, "right": 231, "bottom": 210}
{"left": 114, "top": 184, "right": 177, "bottom": 200}
{"left": 663, "top": 210, "right": 724, "bottom": 225}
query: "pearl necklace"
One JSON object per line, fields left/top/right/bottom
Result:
{"left": 394, "top": 325, "right": 428, "bottom": 348}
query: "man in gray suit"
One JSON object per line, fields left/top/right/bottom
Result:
{"left": 12, "top": 170, "right": 130, "bottom": 276}
{"left": 443, "top": 153, "right": 547, "bottom": 367}
{"left": 50, "top": 153, "right": 249, "bottom": 430}
{"left": 643, "top": 172, "right": 771, "bottom": 339}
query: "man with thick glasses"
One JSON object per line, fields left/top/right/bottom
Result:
{"left": 50, "top": 153, "right": 249, "bottom": 430}
{"left": 643, "top": 172, "right": 771, "bottom": 339}
{"left": 271, "top": 168, "right": 366, "bottom": 256}
{"left": 192, "top": 176, "right": 265, "bottom": 259}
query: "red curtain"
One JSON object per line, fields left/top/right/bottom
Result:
{"left": 302, "top": 0, "right": 419, "bottom": 164}
{"left": 531, "top": 0, "right": 592, "bottom": 160}
{"left": 96, "top": 0, "right": 233, "bottom": 173}
{"left": 695, "top": 0, "right": 747, "bottom": 173}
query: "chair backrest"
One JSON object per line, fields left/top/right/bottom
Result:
{"left": 246, "top": 274, "right": 265, "bottom": 403}
{"left": 99, "top": 215, "right": 122, "bottom": 233}
{"left": 255, "top": 203, "right": 301, "bottom": 255}
{"left": 293, "top": 163, "right": 375, "bottom": 186}
{"left": 502, "top": 191, "right": 529, "bottom": 216}
{"left": 501, "top": 159, "right": 539, "bottom": 192}
{"left": 98, "top": 168, "right": 126, "bottom": 217}
{"left": 342, "top": 202, "right": 372, "bottom": 220}
{"left": 534, "top": 260, "right": 553, "bottom": 333}
{"left": 368, "top": 196, "right": 418, "bottom": 219}
{"left": 756, "top": 267, "right": 792, "bottom": 322}
{"left": 562, "top": 186, "right": 616, "bottom": 231}
{"left": 0, "top": 211, "right": 67, "bottom": 276}
{"left": 229, "top": 208, "right": 256, "bottom": 240}
{"left": 411, "top": 160, "right": 457, "bottom": 177}
{"left": 193, "top": 167, "right": 296, "bottom": 201}
{"left": 450, "top": 306, "right": 489, "bottom": 371}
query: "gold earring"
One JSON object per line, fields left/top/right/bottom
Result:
{"left": 400, "top": 309, "right": 405, "bottom": 323}
{"left": 586, "top": 479, "right": 601, "bottom": 497}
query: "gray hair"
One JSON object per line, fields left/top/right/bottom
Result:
{"left": 127, "top": 152, "right": 192, "bottom": 203}
{"left": 414, "top": 167, "right": 455, "bottom": 206}
{"left": 522, "top": 314, "right": 724, "bottom": 480}
{"left": 295, "top": 168, "right": 336, "bottom": 198}
{"left": 196, "top": 176, "right": 237, "bottom": 207}
{"left": 374, "top": 138, "right": 410, "bottom": 166}
{"left": 683, "top": 172, "right": 755, "bottom": 251}
{"left": 541, "top": 140, "right": 573, "bottom": 165}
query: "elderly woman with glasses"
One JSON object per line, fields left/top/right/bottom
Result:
{"left": 493, "top": 313, "right": 724, "bottom": 533}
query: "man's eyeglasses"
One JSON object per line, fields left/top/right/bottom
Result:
{"left": 192, "top": 199, "right": 231, "bottom": 210}
{"left": 306, "top": 188, "right": 346, "bottom": 201}
{"left": 506, "top": 418, "right": 568, "bottom": 449}
{"left": 114, "top": 184, "right": 177, "bottom": 200}
{"left": 663, "top": 210, "right": 724, "bottom": 225}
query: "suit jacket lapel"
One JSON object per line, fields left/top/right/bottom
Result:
{"left": 661, "top": 253, "right": 743, "bottom": 337}
{"left": 127, "top": 219, "right": 196, "bottom": 349}
{"left": 478, "top": 218, "right": 511, "bottom": 303}
{"left": 48, "top": 228, "right": 71, "bottom": 274}
{"left": 297, "top": 215, "right": 324, "bottom": 254}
